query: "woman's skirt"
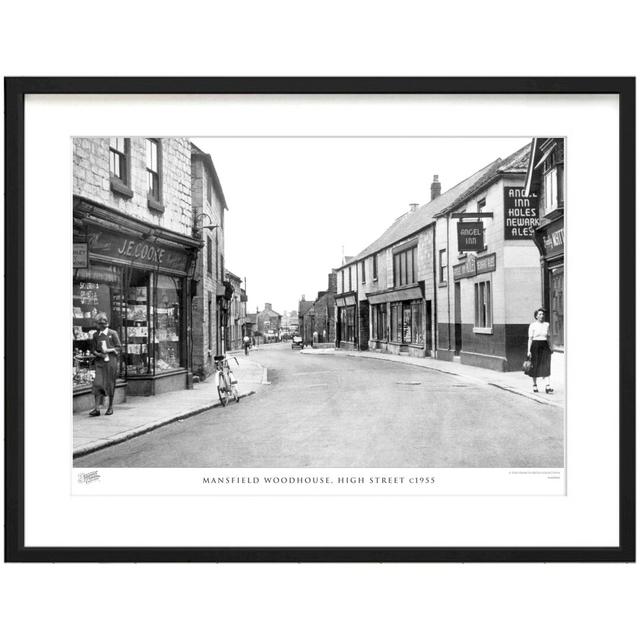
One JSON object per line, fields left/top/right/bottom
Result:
{"left": 530, "top": 340, "right": 551, "bottom": 378}
{"left": 93, "top": 358, "right": 118, "bottom": 397}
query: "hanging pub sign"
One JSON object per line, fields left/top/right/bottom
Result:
{"left": 504, "top": 187, "right": 539, "bottom": 239}
{"left": 457, "top": 221, "right": 484, "bottom": 252}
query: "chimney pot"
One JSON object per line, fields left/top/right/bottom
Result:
{"left": 409, "top": 203, "right": 418, "bottom": 212}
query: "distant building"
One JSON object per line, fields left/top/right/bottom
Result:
{"left": 256, "top": 303, "right": 282, "bottom": 340}
{"left": 225, "top": 269, "right": 246, "bottom": 351}
{"left": 299, "top": 272, "right": 337, "bottom": 344}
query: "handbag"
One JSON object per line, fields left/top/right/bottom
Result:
{"left": 522, "top": 356, "right": 532, "bottom": 376}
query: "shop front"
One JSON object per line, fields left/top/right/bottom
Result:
{"left": 366, "top": 284, "right": 430, "bottom": 357}
{"left": 534, "top": 217, "right": 564, "bottom": 351}
{"left": 73, "top": 199, "right": 199, "bottom": 413}
{"left": 335, "top": 293, "right": 357, "bottom": 349}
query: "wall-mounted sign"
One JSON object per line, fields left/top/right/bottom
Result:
{"left": 536, "top": 218, "right": 565, "bottom": 259}
{"left": 86, "top": 226, "right": 189, "bottom": 274}
{"left": 457, "top": 222, "right": 484, "bottom": 252}
{"left": 453, "top": 254, "right": 477, "bottom": 281}
{"left": 504, "top": 187, "right": 539, "bottom": 239}
{"left": 476, "top": 253, "right": 497, "bottom": 275}
{"left": 73, "top": 243, "right": 88, "bottom": 268}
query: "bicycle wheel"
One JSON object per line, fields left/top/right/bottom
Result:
{"left": 218, "top": 381, "right": 229, "bottom": 406}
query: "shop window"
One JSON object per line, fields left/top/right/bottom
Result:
{"left": 550, "top": 267, "right": 564, "bottom": 349}
{"left": 123, "top": 270, "right": 151, "bottom": 376}
{"left": 73, "top": 265, "right": 124, "bottom": 389}
{"left": 474, "top": 280, "right": 492, "bottom": 329}
{"left": 156, "top": 275, "right": 183, "bottom": 371}
{"left": 439, "top": 249, "right": 447, "bottom": 283}
{"left": 411, "top": 301, "right": 424, "bottom": 345}
{"left": 145, "top": 139, "right": 162, "bottom": 210}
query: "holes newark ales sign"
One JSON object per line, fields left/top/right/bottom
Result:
{"left": 504, "top": 187, "right": 539, "bottom": 240}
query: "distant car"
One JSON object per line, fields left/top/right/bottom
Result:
{"left": 291, "top": 336, "right": 303, "bottom": 350}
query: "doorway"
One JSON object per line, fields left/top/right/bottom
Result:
{"left": 454, "top": 282, "right": 462, "bottom": 355}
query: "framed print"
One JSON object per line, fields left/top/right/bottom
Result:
{"left": 4, "top": 77, "right": 635, "bottom": 562}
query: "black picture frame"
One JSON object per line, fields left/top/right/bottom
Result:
{"left": 4, "top": 77, "right": 635, "bottom": 563}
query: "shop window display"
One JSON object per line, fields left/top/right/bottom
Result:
{"left": 123, "top": 270, "right": 151, "bottom": 375}
{"left": 73, "top": 265, "right": 123, "bottom": 389}
{"left": 155, "top": 275, "right": 182, "bottom": 371}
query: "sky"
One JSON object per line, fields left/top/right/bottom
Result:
{"left": 193, "top": 137, "right": 531, "bottom": 317}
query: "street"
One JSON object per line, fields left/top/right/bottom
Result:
{"left": 77, "top": 343, "right": 564, "bottom": 468}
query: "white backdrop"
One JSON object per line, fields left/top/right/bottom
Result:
{"left": 2, "top": 2, "right": 638, "bottom": 640}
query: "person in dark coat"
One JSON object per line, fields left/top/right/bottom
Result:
{"left": 527, "top": 308, "right": 553, "bottom": 394}
{"left": 89, "top": 313, "right": 121, "bottom": 416}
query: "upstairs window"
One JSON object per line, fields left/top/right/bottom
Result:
{"left": 109, "top": 137, "right": 128, "bottom": 183}
{"left": 348, "top": 267, "right": 352, "bottom": 291}
{"left": 393, "top": 245, "right": 417, "bottom": 287}
{"left": 361, "top": 261, "right": 366, "bottom": 284}
{"left": 207, "top": 237, "right": 213, "bottom": 275}
{"left": 207, "top": 174, "right": 213, "bottom": 205}
{"left": 439, "top": 249, "right": 447, "bottom": 283}
{"left": 146, "top": 139, "right": 160, "bottom": 201}
{"left": 372, "top": 254, "right": 378, "bottom": 280}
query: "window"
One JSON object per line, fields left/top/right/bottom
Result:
{"left": 372, "top": 303, "right": 387, "bottom": 341}
{"left": 544, "top": 166, "right": 558, "bottom": 212}
{"left": 361, "top": 261, "right": 366, "bottom": 284}
{"left": 477, "top": 198, "right": 486, "bottom": 213}
{"left": 206, "top": 174, "right": 213, "bottom": 205}
{"left": 373, "top": 254, "right": 378, "bottom": 280}
{"left": 146, "top": 139, "right": 160, "bottom": 201}
{"left": 206, "top": 237, "right": 213, "bottom": 275}
{"left": 348, "top": 267, "right": 352, "bottom": 291}
{"left": 341, "top": 270, "right": 345, "bottom": 293}
{"left": 109, "top": 137, "right": 128, "bottom": 182}
{"left": 411, "top": 301, "right": 423, "bottom": 345}
{"left": 474, "top": 280, "right": 492, "bottom": 328}
{"left": 394, "top": 245, "right": 417, "bottom": 287}
{"left": 439, "top": 249, "right": 447, "bottom": 283}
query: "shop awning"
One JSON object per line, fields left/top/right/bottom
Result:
{"left": 366, "top": 285, "right": 423, "bottom": 305}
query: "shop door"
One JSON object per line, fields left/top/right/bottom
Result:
{"left": 454, "top": 282, "right": 462, "bottom": 355}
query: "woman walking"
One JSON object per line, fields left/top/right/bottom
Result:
{"left": 527, "top": 308, "right": 553, "bottom": 394}
{"left": 89, "top": 313, "right": 121, "bottom": 416}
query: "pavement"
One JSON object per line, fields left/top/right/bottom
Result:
{"left": 73, "top": 352, "right": 267, "bottom": 458}
{"left": 301, "top": 346, "right": 565, "bottom": 409}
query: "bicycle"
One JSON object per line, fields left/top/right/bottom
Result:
{"left": 214, "top": 354, "right": 239, "bottom": 406}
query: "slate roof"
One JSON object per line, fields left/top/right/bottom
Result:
{"left": 343, "top": 143, "right": 530, "bottom": 266}
{"left": 298, "top": 300, "right": 314, "bottom": 316}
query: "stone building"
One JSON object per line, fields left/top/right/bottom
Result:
{"left": 256, "top": 303, "right": 282, "bottom": 340}
{"left": 225, "top": 269, "right": 247, "bottom": 351}
{"left": 434, "top": 144, "right": 539, "bottom": 371}
{"left": 190, "top": 143, "right": 228, "bottom": 377}
{"left": 299, "top": 272, "right": 337, "bottom": 344}
{"left": 72, "top": 137, "right": 201, "bottom": 412}
{"left": 332, "top": 143, "right": 541, "bottom": 372}
{"left": 525, "top": 137, "right": 565, "bottom": 352}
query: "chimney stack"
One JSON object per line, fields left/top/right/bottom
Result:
{"left": 409, "top": 203, "right": 418, "bottom": 212}
{"left": 328, "top": 271, "right": 337, "bottom": 293}
{"left": 301, "top": 294, "right": 305, "bottom": 302}
{"left": 431, "top": 175, "right": 441, "bottom": 201}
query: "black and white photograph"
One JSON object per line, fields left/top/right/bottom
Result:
{"left": 71, "top": 134, "right": 566, "bottom": 487}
